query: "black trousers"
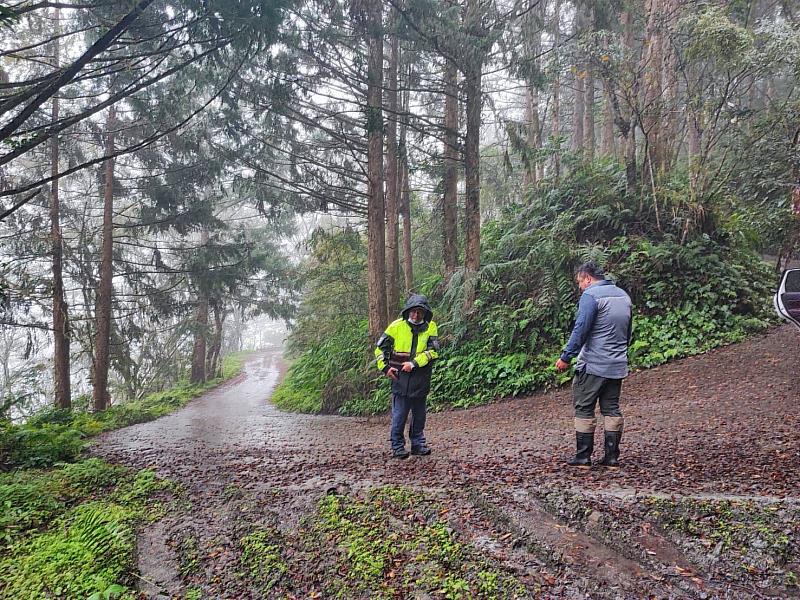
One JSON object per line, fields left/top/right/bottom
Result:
{"left": 572, "top": 370, "right": 623, "bottom": 420}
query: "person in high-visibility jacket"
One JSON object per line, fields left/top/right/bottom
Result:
{"left": 375, "top": 294, "right": 439, "bottom": 459}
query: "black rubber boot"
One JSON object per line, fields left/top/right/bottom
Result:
{"left": 599, "top": 431, "right": 621, "bottom": 467}
{"left": 392, "top": 448, "right": 410, "bottom": 459}
{"left": 411, "top": 445, "right": 432, "bottom": 456}
{"left": 566, "top": 432, "right": 593, "bottom": 468}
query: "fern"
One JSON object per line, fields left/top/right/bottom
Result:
{"left": 72, "top": 503, "right": 128, "bottom": 557}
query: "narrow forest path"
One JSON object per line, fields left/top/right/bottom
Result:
{"left": 92, "top": 325, "right": 800, "bottom": 599}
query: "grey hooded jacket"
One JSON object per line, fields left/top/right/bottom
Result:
{"left": 560, "top": 280, "right": 632, "bottom": 379}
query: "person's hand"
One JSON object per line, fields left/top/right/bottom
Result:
{"left": 401, "top": 361, "right": 414, "bottom": 372}
{"left": 386, "top": 367, "right": 399, "bottom": 381}
{"left": 555, "top": 358, "right": 570, "bottom": 372}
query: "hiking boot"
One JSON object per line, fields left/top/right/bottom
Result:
{"left": 392, "top": 448, "right": 410, "bottom": 460}
{"left": 411, "top": 445, "right": 432, "bottom": 456}
{"left": 598, "top": 430, "right": 621, "bottom": 468}
{"left": 566, "top": 432, "right": 593, "bottom": 468}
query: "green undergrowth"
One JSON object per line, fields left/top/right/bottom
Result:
{"left": 0, "top": 352, "right": 249, "bottom": 470}
{"left": 239, "top": 526, "right": 288, "bottom": 591}
{"left": 274, "top": 163, "right": 777, "bottom": 416}
{"left": 645, "top": 497, "right": 800, "bottom": 587}
{"left": 0, "top": 353, "right": 242, "bottom": 598}
{"left": 272, "top": 323, "right": 368, "bottom": 414}
{"left": 230, "top": 486, "right": 525, "bottom": 598}
{"left": 178, "top": 534, "right": 202, "bottom": 579}
{"left": 309, "top": 487, "right": 525, "bottom": 598}
{"left": 0, "top": 458, "right": 172, "bottom": 599}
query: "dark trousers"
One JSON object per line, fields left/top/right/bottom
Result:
{"left": 572, "top": 370, "right": 623, "bottom": 420}
{"left": 390, "top": 394, "right": 427, "bottom": 451}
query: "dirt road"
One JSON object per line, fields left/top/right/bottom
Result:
{"left": 93, "top": 325, "right": 800, "bottom": 599}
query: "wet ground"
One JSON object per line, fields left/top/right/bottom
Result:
{"left": 93, "top": 325, "right": 800, "bottom": 599}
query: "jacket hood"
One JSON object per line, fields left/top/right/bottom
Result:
{"left": 401, "top": 294, "right": 433, "bottom": 322}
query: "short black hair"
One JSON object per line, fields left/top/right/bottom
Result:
{"left": 576, "top": 261, "right": 605, "bottom": 279}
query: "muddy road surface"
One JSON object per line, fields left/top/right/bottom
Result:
{"left": 93, "top": 326, "right": 800, "bottom": 599}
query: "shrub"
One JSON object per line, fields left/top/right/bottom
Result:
{"left": 0, "top": 421, "right": 85, "bottom": 470}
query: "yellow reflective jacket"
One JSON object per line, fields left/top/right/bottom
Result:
{"left": 375, "top": 318, "right": 439, "bottom": 399}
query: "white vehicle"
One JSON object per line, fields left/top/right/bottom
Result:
{"left": 774, "top": 269, "right": 800, "bottom": 331}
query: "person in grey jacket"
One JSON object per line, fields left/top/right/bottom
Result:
{"left": 555, "top": 262, "right": 632, "bottom": 468}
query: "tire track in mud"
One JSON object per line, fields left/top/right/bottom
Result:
{"left": 91, "top": 326, "right": 800, "bottom": 598}
{"left": 447, "top": 485, "right": 713, "bottom": 599}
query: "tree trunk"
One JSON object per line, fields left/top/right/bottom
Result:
{"left": 551, "top": 0, "right": 562, "bottom": 179}
{"left": 571, "top": 5, "right": 585, "bottom": 156}
{"left": 583, "top": 5, "right": 595, "bottom": 166}
{"left": 190, "top": 230, "right": 210, "bottom": 384}
{"left": 599, "top": 33, "right": 615, "bottom": 158}
{"left": 572, "top": 72, "right": 585, "bottom": 156}
{"left": 385, "top": 23, "right": 401, "bottom": 318}
{"left": 232, "top": 307, "right": 244, "bottom": 352}
{"left": 622, "top": 6, "right": 638, "bottom": 189}
{"left": 641, "top": 0, "right": 663, "bottom": 178}
{"left": 190, "top": 298, "right": 209, "bottom": 384}
{"left": 625, "top": 117, "right": 638, "bottom": 189}
{"left": 792, "top": 129, "right": 800, "bottom": 219}
{"left": 462, "top": 58, "right": 482, "bottom": 312}
{"left": 51, "top": 8, "right": 71, "bottom": 410}
{"left": 527, "top": 87, "right": 544, "bottom": 181}
{"left": 583, "top": 5, "right": 596, "bottom": 162}
{"left": 366, "top": 0, "right": 387, "bottom": 340}
{"left": 660, "top": 0, "right": 679, "bottom": 168}
{"left": 206, "top": 304, "right": 224, "bottom": 379}
{"left": 583, "top": 66, "right": 595, "bottom": 162}
{"left": 687, "top": 59, "right": 702, "bottom": 195}
{"left": 442, "top": 60, "right": 459, "bottom": 277}
{"left": 601, "top": 85, "right": 615, "bottom": 157}
{"left": 401, "top": 156, "right": 413, "bottom": 294}
{"left": 92, "top": 106, "right": 116, "bottom": 412}
{"left": 400, "top": 61, "right": 413, "bottom": 294}
{"left": 779, "top": 128, "right": 800, "bottom": 271}
{"left": 523, "top": 0, "right": 542, "bottom": 184}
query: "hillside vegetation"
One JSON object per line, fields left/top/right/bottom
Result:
{"left": 274, "top": 164, "right": 777, "bottom": 416}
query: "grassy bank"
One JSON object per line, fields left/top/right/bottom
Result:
{"left": 272, "top": 232, "right": 776, "bottom": 417}
{"left": 0, "top": 353, "right": 248, "bottom": 598}
{"left": 0, "top": 459, "right": 173, "bottom": 599}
